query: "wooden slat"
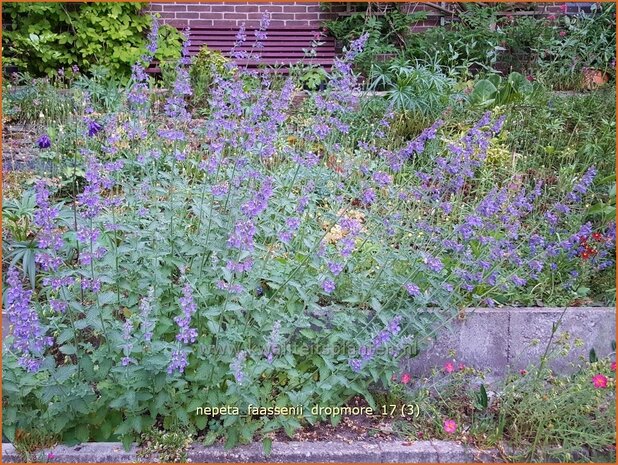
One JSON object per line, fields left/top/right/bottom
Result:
{"left": 146, "top": 26, "right": 336, "bottom": 74}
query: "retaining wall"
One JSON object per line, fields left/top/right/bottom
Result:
{"left": 405, "top": 307, "right": 616, "bottom": 379}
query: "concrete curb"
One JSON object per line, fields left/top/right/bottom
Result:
{"left": 1, "top": 440, "right": 506, "bottom": 463}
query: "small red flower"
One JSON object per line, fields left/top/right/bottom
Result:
{"left": 592, "top": 373, "right": 608, "bottom": 389}
{"left": 559, "top": 30, "right": 567, "bottom": 37}
{"left": 458, "top": 363, "right": 466, "bottom": 371}
{"left": 520, "top": 369, "right": 528, "bottom": 376}
{"left": 443, "top": 361, "right": 455, "bottom": 373}
{"left": 579, "top": 236, "right": 588, "bottom": 244}
{"left": 592, "top": 232, "right": 603, "bottom": 241}
{"left": 548, "top": 14, "right": 557, "bottom": 21}
{"left": 560, "top": 4, "right": 568, "bottom": 14}
{"left": 443, "top": 419, "right": 457, "bottom": 434}
{"left": 401, "top": 373, "right": 412, "bottom": 385}
{"left": 611, "top": 361, "right": 616, "bottom": 371}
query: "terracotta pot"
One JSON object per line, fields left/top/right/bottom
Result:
{"left": 581, "top": 67, "right": 609, "bottom": 90}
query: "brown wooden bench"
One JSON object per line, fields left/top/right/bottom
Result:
{"left": 147, "top": 27, "right": 336, "bottom": 74}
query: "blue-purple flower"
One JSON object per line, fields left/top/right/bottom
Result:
{"left": 37, "top": 134, "right": 51, "bottom": 149}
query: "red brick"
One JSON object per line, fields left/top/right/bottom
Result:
{"left": 258, "top": 5, "right": 284, "bottom": 13}
{"left": 211, "top": 5, "right": 237, "bottom": 13}
{"left": 305, "top": 5, "right": 325, "bottom": 13}
{"left": 282, "top": 6, "right": 308, "bottom": 13}
{"left": 294, "top": 13, "right": 322, "bottom": 20}
{"left": 285, "top": 20, "right": 311, "bottom": 27}
{"left": 218, "top": 13, "right": 252, "bottom": 20}
{"left": 235, "top": 5, "right": 261, "bottom": 13}
{"left": 161, "top": 5, "right": 187, "bottom": 13}
{"left": 191, "top": 5, "right": 212, "bottom": 13}
{"left": 199, "top": 12, "right": 224, "bottom": 20}
{"left": 158, "top": 12, "right": 177, "bottom": 20}
{"left": 175, "top": 12, "right": 201, "bottom": 19}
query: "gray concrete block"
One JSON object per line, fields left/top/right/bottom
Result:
{"left": 380, "top": 441, "right": 439, "bottom": 463}
{"left": 404, "top": 308, "right": 510, "bottom": 378}
{"left": 404, "top": 307, "right": 615, "bottom": 379}
{"left": 508, "top": 307, "right": 616, "bottom": 373}
{"left": 431, "top": 440, "right": 502, "bottom": 462}
{"left": 270, "top": 441, "right": 381, "bottom": 462}
{"left": 2, "top": 443, "right": 137, "bottom": 463}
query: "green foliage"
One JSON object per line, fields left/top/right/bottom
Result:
{"left": 394, "top": 334, "right": 616, "bottom": 461}
{"left": 532, "top": 3, "right": 616, "bottom": 89}
{"left": 2, "top": 190, "right": 38, "bottom": 288}
{"left": 189, "top": 46, "right": 231, "bottom": 113}
{"left": 2, "top": 3, "right": 181, "bottom": 81}
{"left": 468, "top": 72, "right": 537, "bottom": 108}
{"left": 294, "top": 66, "right": 328, "bottom": 91}
{"left": 369, "top": 56, "right": 457, "bottom": 118}
{"left": 3, "top": 73, "right": 76, "bottom": 124}
{"left": 323, "top": 3, "right": 427, "bottom": 76}
{"left": 138, "top": 428, "right": 192, "bottom": 463}
{"left": 404, "top": 4, "right": 505, "bottom": 79}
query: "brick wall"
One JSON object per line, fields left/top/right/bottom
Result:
{"left": 147, "top": 2, "right": 587, "bottom": 31}
{"left": 147, "top": 2, "right": 346, "bottom": 29}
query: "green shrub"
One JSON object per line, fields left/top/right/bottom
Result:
{"left": 2, "top": 3, "right": 182, "bottom": 82}
{"left": 189, "top": 46, "right": 231, "bottom": 113}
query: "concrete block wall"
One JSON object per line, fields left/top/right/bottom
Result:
{"left": 404, "top": 307, "right": 616, "bottom": 380}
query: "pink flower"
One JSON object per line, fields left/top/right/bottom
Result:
{"left": 520, "top": 369, "right": 528, "bottom": 376}
{"left": 592, "top": 374, "right": 608, "bottom": 389}
{"left": 47, "top": 452, "right": 55, "bottom": 461}
{"left": 548, "top": 14, "right": 557, "bottom": 21}
{"left": 560, "top": 4, "right": 568, "bottom": 14}
{"left": 443, "top": 419, "right": 457, "bottom": 434}
{"left": 401, "top": 373, "right": 412, "bottom": 384}
{"left": 611, "top": 361, "right": 616, "bottom": 371}
{"left": 559, "top": 30, "right": 567, "bottom": 37}
{"left": 443, "top": 361, "right": 455, "bottom": 373}
{"left": 458, "top": 363, "right": 466, "bottom": 371}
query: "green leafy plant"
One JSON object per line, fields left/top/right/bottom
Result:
{"left": 403, "top": 4, "right": 505, "bottom": 79}
{"left": 323, "top": 3, "right": 427, "bottom": 76}
{"left": 533, "top": 3, "right": 616, "bottom": 89}
{"left": 295, "top": 66, "right": 328, "bottom": 91}
{"left": 2, "top": 3, "right": 181, "bottom": 82}
{"left": 188, "top": 45, "right": 231, "bottom": 113}
{"left": 369, "top": 56, "right": 457, "bottom": 118}
{"left": 393, "top": 333, "right": 616, "bottom": 462}
{"left": 468, "top": 72, "right": 537, "bottom": 108}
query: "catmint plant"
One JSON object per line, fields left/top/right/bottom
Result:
{"left": 2, "top": 19, "right": 614, "bottom": 452}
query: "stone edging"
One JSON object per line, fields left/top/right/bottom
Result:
{"left": 2, "top": 440, "right": 506, "bottom": 463}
